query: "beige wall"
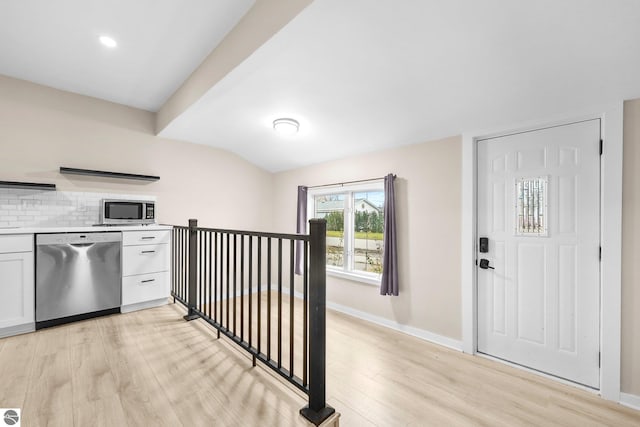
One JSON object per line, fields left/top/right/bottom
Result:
{"left": 0, "top": 75, "right": 273, "bottom": 231}
{"left": 622, "top": 98, "right": 640, "bottom": 395}
{"left": 272, "top": 137, "right": 463, "bottom": 340}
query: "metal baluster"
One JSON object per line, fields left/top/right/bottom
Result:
{"left": 171, "top": 229, "right": 175, "bottom": 298}
{"left": 278, "top": 238, "right": 283, "bottom": 369}
{"left": 289, "top": 238, "right": 295, "bottom": 377}
{"left": 221, "top": 233, "right": 226, "bottom": 330}
{"left": 257, "top": 236, "right": 262, "bottom": 355}
{"left": 199, "top": 230, "right": 203, "bottom": 311}
{"left": 207, "top": 231, "right": 212, "bottom": 318}
{"left": 233, "top": 233, "right": 237, "bottom": 336}
{"left": 181, "top": 229, "right": 185, "bottom": 301}
{"left": 216, "top": 232, "right": 220, "bottom": 338}
{"left": 179, "top": 229, "right": 182, "bottom": 298}
{"left": 249, "top": 235, "right": 255, "bottom": 366}
{"left": 214, "top": 232, "right": 218, "bottom": 324}
{"left": 226, "top": 233, "right": 230, "bottom": 331}
{"left": 241, "top": 234, "right": 245, "bottom": 342}
{"left": 267, "top": 238, "right": 272, "bottom": 361}
{"left": 303, "top": 239, "right": 308, "bottom": 388}
{"left": 171, "top": 228, "right": 176, "bottom": 303}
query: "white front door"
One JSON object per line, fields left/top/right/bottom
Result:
{"left": 477, "top": 119, "right": 601, "bottom": 388}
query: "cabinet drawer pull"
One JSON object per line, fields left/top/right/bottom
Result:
{"left": 141, "top": 236, "right": 156, "bottom": 240}
{"left": 140, "top": 250, "right": 156, "bottom": 254}
{"left": 140, "top": 279, "right": 156, "bottom": 284}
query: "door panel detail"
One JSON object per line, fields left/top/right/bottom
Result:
{"left": 516, "top": 243, "right": 546, "bottom": 344}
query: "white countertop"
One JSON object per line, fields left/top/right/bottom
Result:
{"left": 0, "top": 224, "right": 173, "bottom": 235}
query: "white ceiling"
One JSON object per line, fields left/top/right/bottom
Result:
{"left": 0, "top": 0, "right": 254, "bottom": 111}
{"left": 2, "top": 1, "right": 640, "bottom": 172}
{"left": 160, "top": 0, "right": 640, "bottom": 172}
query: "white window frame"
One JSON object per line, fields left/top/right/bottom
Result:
{"left": 307, "top": 180, "right": 385, "bottom": 286}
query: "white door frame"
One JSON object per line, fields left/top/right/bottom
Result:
{"left": 461, "top": 102, "right": 624, "bottom": 402}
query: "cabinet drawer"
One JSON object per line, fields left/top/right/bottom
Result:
{"left": 123, "top": 230, "right": 170, "bottom": 246}
{"left": 122, "top": 272, "right": 169, "bottom": 306}
{"left": 122, "top": 244, "right": 169, "bottom": 276}
{"left": 0, "top": 234, "right": 33, "bottom": 254}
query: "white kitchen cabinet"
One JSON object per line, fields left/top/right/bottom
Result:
{"left": 122, "top": 244, "right": 169, "bottom": 277}
{"left": 123, "top": 230, "right": 171, "bottom": 246}
{"left": 0, "top": 235, "right": 34, "bottom": 338}
{"left": 122, "top": 272, "right": 169, "bottom": 306}
{"left": 121, "top": 230, "right": 170, "bottom": 313}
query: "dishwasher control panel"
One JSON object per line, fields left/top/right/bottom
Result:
{"left": 37, "top": 232, "right": 122, "bottom": 245}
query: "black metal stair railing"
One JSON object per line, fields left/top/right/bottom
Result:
{"left": 171, "top": 219, "right": 334, "bottom": 426}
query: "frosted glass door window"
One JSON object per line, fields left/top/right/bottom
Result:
{"left": 516, "top": 177, "right": 548, "bottom": 236}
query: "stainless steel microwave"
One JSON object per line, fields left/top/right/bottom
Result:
{"left": 100, "top": 199, "right": 155, "bottom": 225}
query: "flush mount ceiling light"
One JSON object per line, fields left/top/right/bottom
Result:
{"left": 99, "top": 36, "right": 117, "bottom": 48}
{"left": 273, "top": 118, "right": 299, "bottom": 135}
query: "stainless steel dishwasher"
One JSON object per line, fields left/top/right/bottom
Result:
{"left": 36, "top": 232, "right": 122, "bottom": 328}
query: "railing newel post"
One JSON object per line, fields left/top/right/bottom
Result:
{"left": 184, "top": 218, "right": 199, "bottom": 321}
{"left": 300, "top": 219, "right": 335, "bottom": 425}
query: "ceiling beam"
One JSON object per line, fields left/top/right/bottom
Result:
{"left": 156, "top": 0, "right": 313, "bottom": 134}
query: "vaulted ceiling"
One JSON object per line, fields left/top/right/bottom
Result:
{"left": 2, "top": 0, "right": 640, "bottom": 172}
{"left": 0, "top": 0, "right": 255, "bottom": 110}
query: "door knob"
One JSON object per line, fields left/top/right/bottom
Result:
{"left": 479, "top": 259, "right": 495, "bottom": 270}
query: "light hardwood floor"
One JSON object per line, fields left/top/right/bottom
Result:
{"left": 0, "top": 297, "right": 638, "bottom": 426}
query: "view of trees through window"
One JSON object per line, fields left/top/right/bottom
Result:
{"left": 317, "top": 194, "right": 345, "bottom": 267}
{"left": 314, "top": 190, "right": 384, "bottom": 275}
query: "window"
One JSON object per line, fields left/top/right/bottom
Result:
{"left": 515, "top": 176, "right": 548, "bottom": 236}
{"left": 308, "top": 181, "right": 385, "bottom": 284}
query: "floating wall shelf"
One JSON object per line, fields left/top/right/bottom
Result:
{"left": 0, "top": 180, "right": 57, "bottom": 191}
{"left": 60, "top": 167, "right": 160, "bottom": 182}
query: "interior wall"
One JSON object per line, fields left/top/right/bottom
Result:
{"left": 272, "top": 137, "right": 462, "bottom": 340}
{"left": 0, "top": 75, "right": 273, "bottom": 231}
{"left": 622, "top": 98, "right": 640, "bottom": 396}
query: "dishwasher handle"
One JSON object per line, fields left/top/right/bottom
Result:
{"left": 70, "top": 243, "right": 95, "bottom": 248}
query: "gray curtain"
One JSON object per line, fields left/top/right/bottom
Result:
{"left": 295, "top": 185, "right": 308, "bottom": 275}
{"left": 380, "top": 174, "right": 399, "bottom": 295}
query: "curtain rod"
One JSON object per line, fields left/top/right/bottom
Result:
{"left": 307, "top": 174, "right": 395, "bottom": 189}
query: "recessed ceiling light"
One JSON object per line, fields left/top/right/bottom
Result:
{"left": 99, "top": 36, "right": 117, "bottom": 48}
{"left": 273, "top": 118, "right": 299, "bottom": 135}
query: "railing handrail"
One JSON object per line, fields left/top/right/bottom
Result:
{"left": 170, "top": 218, "right": 334, "bottom": 426}
{"left": 163, "top": 223, "right": 310, "bottom": 241}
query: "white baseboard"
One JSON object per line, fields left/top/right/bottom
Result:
{"left": 0, "top": 322, "right": 35, "bottom": 339}
{"left": 266, "top": 284, "right": 463, "bottom": 351}
{"left": 326, "top": 301, "right": 464, "bottom": 352}
{"left": 121, "top": 298, "right": 168, "bottom": 313}
{"left": 620, "top": 392, "right": 640, "bottom": 411}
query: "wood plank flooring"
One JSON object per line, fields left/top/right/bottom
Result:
{"left": 0, "top": 296, "right": 638, "bottom": 426}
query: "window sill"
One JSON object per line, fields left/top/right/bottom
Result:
{"left": 327, "top": 268, "right": 381, "bottom": 286}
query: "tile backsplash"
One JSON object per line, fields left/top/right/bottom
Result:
{"left": 0, "top": 188, "right": 155, "bottom": 227}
